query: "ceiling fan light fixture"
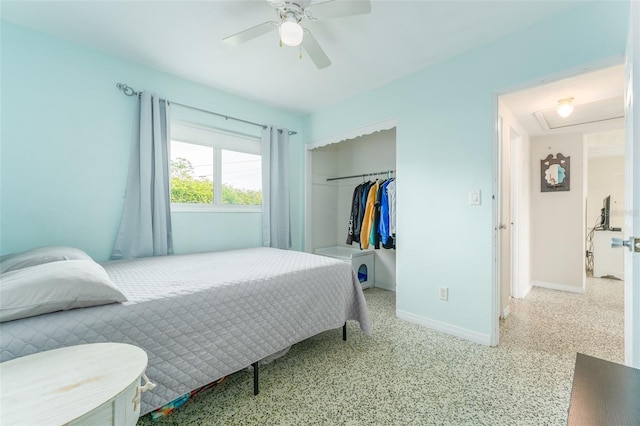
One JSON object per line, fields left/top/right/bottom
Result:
{"left": 557, "top": 97, "right": 574, "bottom": 118}
{"left": 279, "top": 16, "right": 303, "bottom": 47}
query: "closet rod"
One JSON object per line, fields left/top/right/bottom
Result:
{"left": 326, "top": 170, "right": 395, "bottom": 182}
{"left": 116, "top": 83, "right": 297, "bottom": 136}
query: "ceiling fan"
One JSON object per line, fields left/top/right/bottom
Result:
{"left": 222, "top": 0, "right": 372, "bottom": 69}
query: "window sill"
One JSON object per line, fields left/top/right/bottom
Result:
{"left": 171, "top": 204, "right": 262, "bottom": 213}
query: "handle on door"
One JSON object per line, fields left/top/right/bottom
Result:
{"left": 611, "top": 237, "right": 640, "bottom": 252}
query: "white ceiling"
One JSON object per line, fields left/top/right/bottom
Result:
{"left": 1, "top": 0, "right": 580, "bottom": 115}
{"left": 500, "top": 64, "right": 626, "bottom": 158}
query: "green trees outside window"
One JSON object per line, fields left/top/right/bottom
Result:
{"left": 170, "top": 158, "right": 261, "bottom": 205}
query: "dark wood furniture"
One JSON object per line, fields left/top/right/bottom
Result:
{"left": 568, "top": 353, "right": 640, "bottom": 425}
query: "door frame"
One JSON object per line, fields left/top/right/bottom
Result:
{"left": 496, "top": 117, "right": 519, "bottom": 319}
{"left": 491, "top": 113, "right": 501, "bottom": 345}
{"left": 624, "top": 0, "right": 639, "bottom": 367}
{"left": 509, "top": 128, "right": 522, "bottom": 300}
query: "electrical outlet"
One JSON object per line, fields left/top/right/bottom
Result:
{"left": 439, "top": 287, "right": 448, "bottom": 301}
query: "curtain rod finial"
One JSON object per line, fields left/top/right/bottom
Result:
{"left": 117, "top": 83, "right": 137, "bottom": 97}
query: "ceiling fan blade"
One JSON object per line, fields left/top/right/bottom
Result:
{"left": 302, "top": 29, "right": 331, "bottom": 69}
{"left": 223, "top": 21, "right": 277, "bottom": 47}
{"left": 307, "top": 0, "right": 371, "bottom": 20}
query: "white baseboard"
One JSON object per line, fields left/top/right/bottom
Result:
{"left": 501, "top": 305, "right": 511, "bottom": 319}
{"left": 531, "top": 280, "right": 584, "bottom": 294}
{"left": 514, "top": 283, "right": 533, "bottom": 299}
{"left": 374, "top": 281, "right": 396, "bottom": 292}
{"left": 396, "top": 309, "right": 491, "bottom": 346}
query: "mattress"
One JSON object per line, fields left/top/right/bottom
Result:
{"left": 0, "top": 247, "right": 371, "bottom": 414}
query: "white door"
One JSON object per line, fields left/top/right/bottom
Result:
{"left": 509, "top": 129, "right": 522, "bottom": 300}
{"left": 499, "top": 119, "right": 512, "bottom": 318}
{"left": 622, "top": 1, "right": 639, "bottom": 368}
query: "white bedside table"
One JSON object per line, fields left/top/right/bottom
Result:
{"left": 0, "top": 343, "right": 154, "bottom": 426}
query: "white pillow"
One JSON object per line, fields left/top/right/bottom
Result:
{"left": 0, "top": 246, "right": 92, "bottom": 273}
{"left": 0, "top": 259, "right": 128, "bottom": 323}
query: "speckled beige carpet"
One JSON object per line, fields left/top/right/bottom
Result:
{"left": 137, "top": 277, "right": 623, "bottom": 425}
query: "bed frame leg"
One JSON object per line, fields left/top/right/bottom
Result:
{"left": 252, "top": 362, "right": 259, "bottom": 395}
{"left": 343, "top": 322, "right": 347, "bottom": 341}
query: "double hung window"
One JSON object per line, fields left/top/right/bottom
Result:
{"left": 169, "top": 122, "right": 262, "bottom": 211}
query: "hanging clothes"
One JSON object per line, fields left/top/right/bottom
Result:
{"left": 387, "top": 178, "right": 397, "bottom": 236}
{"left": 360, "top": 181, "right": 379, "bottom": 250}
{"left": 379, "top": 179, "right": 395, "bottom": 249}
{"left": 356, "top": 181, "right": 372, "bottom": 244}
{"left": 371, "top": 180, "right": 385, "bottom": 249}
{"left": 346, "top": 183, "right": 364, "bottom": 245}
{"left": 346, "top": 181, "right": 371, "bottom": 245}
{"left": 345, "top": 175, "right": 396, "bottom": 250}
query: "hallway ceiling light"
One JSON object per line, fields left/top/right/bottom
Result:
{"left": 557, "top": 97, "right": 574, "bottom": 118}
{"left": 534, "top": 96, "right": 624, "bottom": 132}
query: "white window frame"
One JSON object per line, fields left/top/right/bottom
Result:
{"left": 169, "top": 120, "right": 262, "bottom": 213}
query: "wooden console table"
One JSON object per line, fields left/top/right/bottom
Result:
{"left": 567, "top": 353, "right": 640, "bottom": 425}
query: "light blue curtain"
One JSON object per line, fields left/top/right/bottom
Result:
{"left": 261, "top": 126, "right": 291, "bottom": 249}
{"left": 111, "top": 91, "right": 173, "bottom": 260}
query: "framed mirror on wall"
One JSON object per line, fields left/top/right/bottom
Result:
{"left": 541, "top": 153, "right": 570, "bottom": 192}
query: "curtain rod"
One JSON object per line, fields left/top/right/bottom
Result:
{"left": 326, "top": 170, "right": 395, "bottom": 182}
{"left": 116, "top": 83, "right": 297, "bottom": 136}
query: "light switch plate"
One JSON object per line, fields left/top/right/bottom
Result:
{"left": 469, "top": 189, "right": 481, "bottom": 205}
{"left": 439, "top": 287, "right": 448, "bottom": 301}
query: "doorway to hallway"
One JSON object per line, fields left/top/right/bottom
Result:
{"left": 495, "top": 64, "right": 626, "bottom": 358}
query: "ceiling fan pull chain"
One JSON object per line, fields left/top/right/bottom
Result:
{"left": 299, "top": 44, "right": 302, "bottom": 60}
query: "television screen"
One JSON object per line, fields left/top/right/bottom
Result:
{"left": 600, "top": 195, "right": 611, "bottom": 230}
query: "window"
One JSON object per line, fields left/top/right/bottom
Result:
{"left": 169, "top": 122, "right": 262, "bottom": 211}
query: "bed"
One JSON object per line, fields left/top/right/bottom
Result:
{"left": 0, "top": 247, "right": 371, "bottom": 414}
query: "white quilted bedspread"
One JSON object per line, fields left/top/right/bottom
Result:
{"left": 0, "top": 247, "right": 371, "bottom": 414}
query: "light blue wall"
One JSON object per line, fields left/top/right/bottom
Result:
{"left": 0, "top": 2, "right": 630, "bottom": 341}
{"left": 303, "top": 2, "right": 628, "bottom": 340}
{"left": 0, "top": 22, "right": 304, "bottom": 261}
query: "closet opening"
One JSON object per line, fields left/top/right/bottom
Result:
{"left": 307, "top": 127, "right": 397, "bottom": 293}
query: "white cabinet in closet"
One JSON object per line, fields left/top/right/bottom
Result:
{"left": 315, "top": 245, "right": 375, "bottom": 288}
